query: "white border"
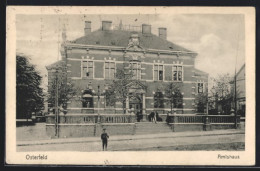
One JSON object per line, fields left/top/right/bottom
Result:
{"left": 6, "top": 6, "right": 255, "bottom": 165}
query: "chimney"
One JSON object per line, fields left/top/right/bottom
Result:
{"left": 142, "top": 24, "right": 151, "bottom": 34}
{"left": 102, "top": 21, "right": 112, "bottom": 31}
{"left": 158, "top": 27, "right": 167, "bottom": 40}
{"left": 84, "top": 21, "right": 91, "bottom": 36}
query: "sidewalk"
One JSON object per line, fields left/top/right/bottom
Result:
{"left": 17, "top": 129, "right": 244, "bottom": 146}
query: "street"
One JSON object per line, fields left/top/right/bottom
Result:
{"left": 17, "top": 131, "right": 244, "bottom": 152}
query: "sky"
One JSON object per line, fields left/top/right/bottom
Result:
{"left": 16, "top": 14, "right": 245, "bottom": 91}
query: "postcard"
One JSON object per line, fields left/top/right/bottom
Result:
{"left": 6, "top": 6, "right": 255, "bottom": 165}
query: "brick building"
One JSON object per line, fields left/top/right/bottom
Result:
{"left": 47, "top": 20, "right": 208, "bottom": 118}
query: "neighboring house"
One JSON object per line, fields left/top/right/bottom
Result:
{"left": 234, "top": 64, "right": 246, "bottom": 117}
{"left": 46, "top": 20, "right": 208, "bottom": 116}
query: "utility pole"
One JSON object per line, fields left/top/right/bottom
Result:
{"left": 234, "top": 66, "right": 238, "bottom": 129}
{"left": 234, "top": 30, "right": 239, "bottom": 129}
{"left": 55, "top": 67, "right": 59, "bottom": 137}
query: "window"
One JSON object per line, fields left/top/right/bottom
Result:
{"left": 154, "top": 92, "right": 164, "bottom": 108}
{"left": 173, "top": 66, "right": 182, "bottom": 81}
{"left": 198, "top": 83, "right": 204, "bottom": 93}
{"left": 105, "top": 95, "right": 114, "bottom": 107}
{"left": 173, "top": 98, "right": 183, "bottom": 108}
{"left": 130, "top": 62, "right": 141, "bottom": 79}
{"left": 82, "top": 97, "right": 93, "bottom": 108}
{"left": 82, "top": 91, "right": 93, "bottom": 108}
{"left": 105, "top": 62, "right": 115, "bottom": 79}
{"left": 82, "top": 61, "right": 93, "bottom": 78}
{"left": 154, "top": 64, "right": 163, "bottom": 81}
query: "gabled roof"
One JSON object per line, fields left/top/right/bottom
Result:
{"left": 71, "top": 30, "right": 194, "bottom": 53}
{"left": 236, "top": 63, "right": 245, "bottom": 77}
{"left": 194, "top": 68, "right": 209, "bottom": 77}
{"left": 46, "top": 60, "right": 63, "bottom": 70}
{"left": 127, "top": 80, "right": 147, "bottom": 90}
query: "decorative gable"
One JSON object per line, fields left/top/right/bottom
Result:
{"left": 127, "top": 80, "right": 147, "bottom": 93}
{"left": 126, "top": 33, "right": 144, "bottom": 51}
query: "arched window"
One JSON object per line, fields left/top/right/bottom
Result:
{"left": 82, "top": 90, "right": 93, "bottom": 108}
{"left": 154, "top": 92, "right": 164, "bottom": 108}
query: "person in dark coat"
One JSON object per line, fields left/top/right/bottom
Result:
{"left": 136, "top": 111, "right": 141, "bottom": 122}
{"left": 150, "top": 111, "right": 155, "bottom": 122}
{"left": 101, "top": 128, "right": 109, "bottom": 151}
{"left": 166, "top": 111, "right": 171, "bottom": 123}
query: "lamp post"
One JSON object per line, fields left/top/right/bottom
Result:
{"left": 171, "top": 91, "right": 175, "bottom": 114}
{"left": 97, "top": 85, "right": 101, "bottom": 123}
{"left": 50, "top": 65, "right": 63, "bottom": 138}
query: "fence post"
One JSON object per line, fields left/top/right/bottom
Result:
{"left": 171, "top": 114, "right": 177, "bottom": 132}
{"left": 203, "top": 115, "right": 211, "bottom": 131}
{"left": 236, "top": 115, "right": 241, "bottom": 129}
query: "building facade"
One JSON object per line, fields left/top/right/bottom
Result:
{"left": 235, "top": 64, "right": 246, "bottom": 117}
{"left": 47, "top": 20, "right": 208, "bottom": 117}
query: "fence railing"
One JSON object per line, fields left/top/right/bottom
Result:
{"left": 112, "top": 24, "right": 142, "bottom": 32}
{"left": 167, "top": 114, "right": 240, "bottom": 124}
{"left": 100, "top": 114, "right": 135, "bottom": 123}
{"left": 46, "top": 114, "right": 136, "bottom": 124}
{"left": 207, "top": 115, "right": 237, "bottom": 123}
{"left": 46, "top": 114, "right": 240, "bottom": 125}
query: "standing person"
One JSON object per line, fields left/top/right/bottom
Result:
{"left": 154, "top": 110, "right": 157, "bottom": 123}
{"left": 101, "top": 128, "right": 109, "bottom": 151}
{"left": 150, "top": 110, "right": 155, "bottom": 122}
{"left": 136, "top": 111, "right": 140, "bottom": 122}
{"left": 166, "top": 111, "right": 170, "bottom": 123}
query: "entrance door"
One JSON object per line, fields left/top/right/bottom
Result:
{"left": 129, "top": 103, "right": 142, "bottom": 122}
{"left": 129, "top": 103, "right": 142, "bottom": 115}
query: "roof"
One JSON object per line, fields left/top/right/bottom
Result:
{"left": 46, "top": 60, "right": 63, "bottom": 70}
{"left": 72, "top": 30, "right": 194, "bottom": 52}
{"left": 236, "top": 63, "right": 245, "bottom": 77}
{"left": 229, "top": 63, "right": 245, "bottom": 81}
{"left": 194, "top": 68, "right": 209, "bottom": 77}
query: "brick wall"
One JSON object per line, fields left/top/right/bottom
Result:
{"left": 48, "top": 44, "right": 208, "bottom": 115}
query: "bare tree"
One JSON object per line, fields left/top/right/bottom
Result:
{"left": 195, "top": 92, "right": 208, "bottom": 113}
{"left": 164, "top": 82, "right": 183, "bottom": 114}
{"left": 210, "top": 73, "right": 234, "bottom": 114}
{"left": 47, "top": 63, "right": 78, "bottom": 113}
{"left": 105, "top": 67, "right": 146, "bottom": 114}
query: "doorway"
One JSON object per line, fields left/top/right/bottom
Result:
{"left": 129, "top": 103, "right": 142, "bottom": 115}
{"left": 129, "top": 95, "right": 142, "bottom": 122}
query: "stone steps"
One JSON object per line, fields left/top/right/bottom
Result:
{"left": 134, "top": 122, "right": 173, "bottom": 135}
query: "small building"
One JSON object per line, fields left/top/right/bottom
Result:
{"left": 234, "top": 64, "right": 246, "bottom": 117}
{"left": 46, "top": 20, "right": 208, "bottom": 118}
